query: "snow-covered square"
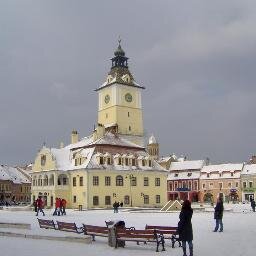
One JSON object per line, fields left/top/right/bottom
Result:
{"left": 0, "top": 203, "right": 255, "bottom": 256}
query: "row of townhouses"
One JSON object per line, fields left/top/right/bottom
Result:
{"left": 156, "top": 152, "right": 256, "bottom": 203}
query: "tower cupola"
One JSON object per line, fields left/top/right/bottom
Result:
{"left": 111, "top": 39, "right": 128, "bottom": 68}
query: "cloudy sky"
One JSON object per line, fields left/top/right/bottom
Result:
{"left": 0, "top": 0, "right": 256, "bottom": 165}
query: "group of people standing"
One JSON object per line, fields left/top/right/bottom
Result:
{"left": 177, "top": 196, "right": 224, "bottom": 256}
{"left": 53, "top": 197, "right": 67, "bottom": 216}
{"left": 33, "top": 196, "right": 67, "bottom": 216}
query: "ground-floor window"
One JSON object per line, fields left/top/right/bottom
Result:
{"left": 73, "top": 195, "right": 77, "bottom": 203}
{"left": 156, "top": 195, "right": 160, "bottom": 204}
{"left": 124, "top": 195, "right": 130, "bottom": 205}
{"left": 144, "top": 195, "right": 149, "bottom": 204}
{"left": 93, "top": 196, "right": 99, "bottom": 206}
{"left": 105, "top": 196, "right": 111, "bottom": 205}
{"left": 245, "top": 194, "right": 254, "bottom": 201}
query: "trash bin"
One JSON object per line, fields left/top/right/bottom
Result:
{"left": 78, "top": 205, "right": 82, "bottom": 211}
{"left": 108, "top": 220, "right": 125, "bottom": 247}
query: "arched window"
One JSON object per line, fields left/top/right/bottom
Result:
{"left": 116, "top": 175, "right": 123, "bottom": 186}
{"left": 124, "top": 195, "right": 130, "bottom": 205}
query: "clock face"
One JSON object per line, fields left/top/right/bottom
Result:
{"left": 104, "top": 94, "right": 110, "bottom": 104}
{"left": 125, "top": 93, "right": 133, "bottom": 102}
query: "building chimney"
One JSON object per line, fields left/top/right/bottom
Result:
{"left": 71, "top": 130, "right": 79, "bottom": 144}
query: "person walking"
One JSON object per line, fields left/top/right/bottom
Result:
{"left": 35, "top": 196, "right": 45, "bottom": 216}
{"left": 178, "top": 199, "right": 193, "bottom": 256}
{"left": 251, "top": 198, "right": 256, "bottom": 212}
{"left": 213, "top": 197, "right": 224, "bottom": 232}
{"left": 53, "top": 198, "right": 61, "bottom": 216}
{"left": 61, "top": 198, "right": 67, "bottom": 215}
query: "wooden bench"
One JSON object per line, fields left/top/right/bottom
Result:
{"left": 37, "top": 218, "right": 56, "bottom": 230}
{"left": 145, "top": 225, "right": 181, "bottom": 248}
{"left": 56, "top": 221, "right": 83, "bottom": 234}
{"left": 83, "top": 224, "right": 109, "bottom": 241}
{"left": 115, "top": 228, "right": 165, "bottom": 252}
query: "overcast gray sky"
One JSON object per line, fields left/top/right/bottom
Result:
{"left": 0, "top": 0, "right": 256, "bottom": 165}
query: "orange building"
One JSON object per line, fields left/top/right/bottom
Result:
{"left": 200, "top": 163, "right": 243, "bottom": 203}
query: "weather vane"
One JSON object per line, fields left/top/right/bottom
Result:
{"left": 118, "top": 35, "right": 121, "bottom": 45}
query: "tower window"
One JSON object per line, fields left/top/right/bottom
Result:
{"left": 129, "top": 126, "right": 131, "bottom": 131}
{"left": 41, "top": 155, "right": 46, "bottom": 166}
{"left": 128, "top": 112, "right": 130, "bottom": 117}
{"left": 106, "top": 113, "right": 108, "bottom": 119}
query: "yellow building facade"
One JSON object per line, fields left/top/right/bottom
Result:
{"left": 31, "top": 42, "right": 167, "bottom": 209}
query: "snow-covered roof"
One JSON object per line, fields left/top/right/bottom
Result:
{"left": 158, "top": 154, "right": 177, "bottom": 163}
{"left": 241, "top": 164, "right": 256, "bottom": 175}
{"left": 170, "top": 160, "right": 205, "bottom": 171}
{"left": 50, "top": 147, "right": 95, "bottom": 171}
{"left": 65, "top": 136, "right": 94, "bottom": 150}
{"left": 201, "top": 163, "right": 243, "bottom": 173}
{"left": 34, "top": 132, "right": 165, "bottom": 173}
{"left": 0, "top": 165, "right": 31, "bottom": 184}
{"left": 167, "top": 171, "right": 200, "bottom": 180}
{"left": 89, "top": 132, "right": 144, "bottom": 149}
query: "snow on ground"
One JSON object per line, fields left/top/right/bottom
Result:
{"left": 0, "top": 203, "right": 255, "bottom": 256}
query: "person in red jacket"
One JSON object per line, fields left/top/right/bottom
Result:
{"left": 35, "top": 196, "right": 45, "bottom": 216}
{"left": 53, "top": 198, "right": 61, "bottom": 216}
{"left": 61, "top": 198, "right": 67, "bottom": 215}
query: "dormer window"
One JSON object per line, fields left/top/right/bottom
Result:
{"left": 187, "top": 173, "right": 192, "bottom": 177}
{"left": 142, "top": 160, "right": 146, "bottom": 166}
{"left": 107, "top": 157, "right": 111, "bottom": 165}
{"left": 41, "top": 155, "right": 46, "bottom": 166}
{"left": 99, "top": 156, "right": 104, "bottom": 165}
{"left": 149, "top": 160, "right": 152, "bottom": 167}
{"left": 125, "top": 158, "right": 129, "bottom": 165}
{"left": 118, "top": 157, "right": 122, "bottom": 165}
{"left": 174, "top": 173, "right": 178, "bottom": 177}
{"left": 207, "top": 173, "right": 210, "bottom": 178}
{"left": 132, "top": 158, "right": 136, "bottom": 166}
{"left": 231, "top": 172, "right": 234, "bottom": 177}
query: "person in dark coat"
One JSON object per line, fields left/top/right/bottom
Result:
{"left": 113, "top": 201, "right": 119, "bottom": 213}
{"left": 178, "top": 199, "right": 193, "bottom": 256}
{"left": 251, "top": 198, "right": 256, "bottom": 212}
{"left": 33, "top": 200, "right": 37, "bottom": 212}
{"left": 213, "top": 197, "right": 224, "bottom": 232}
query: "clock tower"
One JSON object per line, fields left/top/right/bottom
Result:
{"left": 95, "top": 40, "right": 145, "bottom": 146}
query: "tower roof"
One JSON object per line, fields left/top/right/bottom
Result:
{"left": 96, "top": 40, "right": 145, "bottom": 91}
{"left": 148, "top": 134, "right": 157, "bottom": 145}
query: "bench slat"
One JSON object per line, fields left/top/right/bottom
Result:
{"left": 115, "top": 228, "right": 165, "bottom": 252}
{"left": 37, "top": 218, "right": 56, "bottom": 229}
{"left": 57, "top": 221, "right": 83, "bottom": 234}
{"left": 83, "top": 224, "right": 109, "bottom": 241}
